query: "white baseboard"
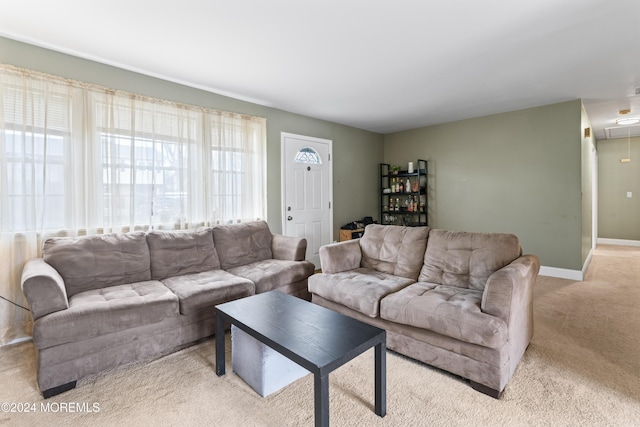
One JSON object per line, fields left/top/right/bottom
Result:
{"left": 539, "top": 266, "right": 583, "bottom": 281}
{"left": 597, "top": 238, "right": 640, "bottom": 247}
{"left": 539, "top": 247, "right": 593, "bottom": 282}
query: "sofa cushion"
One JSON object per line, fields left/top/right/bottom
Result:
{"left": 43, "top": 232, "right": 151, "bottom": 297}
{"left": 380, "top": 282, "right": 507, "bottom": 349}
{"left": 161, "top": 270, "right": 255, "bottom": 315}
{"left": 147, "top": 228, "right": 220, "bottom": 280}
{"left": 225, "top": 259, "right": 315, "bottom": 293}
{"left": 308, "top": 267, "right": 415, "bottom": 317}
{"left": 32, "top": 280, "right": 178, "bottom": 349}
{"left": 212, "top": 221, "right": 273, "bottom": 270}
{"left": 418, "top": 229, "right": 522, "bottom": 291}
{"left": 360, "top": 224, "right": 430, "bottom": 280}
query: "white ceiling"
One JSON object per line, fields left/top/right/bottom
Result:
{"left": 2, "top": 0, "right": 640, "bottom": 139}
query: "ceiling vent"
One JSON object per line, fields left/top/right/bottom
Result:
{"left": 635, "top": 87, "right": 640, "bottom": 96}
{"left": 604, "top": 124, "right": 640, "bottom": 140}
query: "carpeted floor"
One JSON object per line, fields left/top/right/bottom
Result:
{"left": 1, "top": 245, "right": 639, "bottom": 426}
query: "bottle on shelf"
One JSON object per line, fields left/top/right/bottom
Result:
{"left": 406, "top": 179, "right": 411, "bottom": 193}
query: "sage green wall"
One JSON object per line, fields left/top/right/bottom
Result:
{"left": 598, "top": 136, "right": 640, "bottom": 240}
{"left": 0, "top": 36, "right": 383, "bottom": 240}
{"left": 580, "top": 103, "right": 595, "bottom": 263}
{"left": 384, "top": 100, "right": 585, "bottom": 270}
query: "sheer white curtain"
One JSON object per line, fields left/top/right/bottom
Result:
{"left": 0, "top": 64, "right": 266, "bottom": 346}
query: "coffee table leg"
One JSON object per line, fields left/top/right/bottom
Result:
{"left": 375, "top": 340, "right": 386, "bottom": 417}
{"left": 215, "top": 312, "right": 226, "bottom": 376}
{"left": 314, "top": 372, "right": 329, "bottom": 427}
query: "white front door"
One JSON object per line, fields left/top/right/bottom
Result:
{"left": 281, "top": 133, "right": 332, "bottom": 269}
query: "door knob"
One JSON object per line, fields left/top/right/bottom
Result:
{"left": 287, "top": 216, "right": 293, "bottom": 221}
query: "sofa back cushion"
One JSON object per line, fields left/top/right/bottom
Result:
{"left": 418, "top": 229, "right": 522, "bottom": 290}
{"left": 147, "top": 228, "right": 220, "bottom": 280}
{"left": 212, "top": 221, "right": 273, "bottom": 270}
{"left": 43, "top": 232, "right": 151, "bottom": 297}
{"left": 360, "top": 224, "right": 430, "bottom": 280}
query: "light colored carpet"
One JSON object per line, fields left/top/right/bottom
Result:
{"left": 1, "top": 245, "right": 639, "bottom": 426}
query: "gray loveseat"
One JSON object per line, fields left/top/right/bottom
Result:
{"left": 308, "top": 224, "right": 539, "bottom": 398}
{"left": 21, "top": 221, "right": 315, "bottom": 398}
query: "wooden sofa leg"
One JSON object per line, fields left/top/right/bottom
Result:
{"left": 42, "top": 381, "right": 77, "bottom": 398}
{"left": 470, "top": 381, "right": 503, "bottom": 399}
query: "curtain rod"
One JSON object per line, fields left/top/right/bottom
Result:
{"left": 0, "top": 63, "right": 266, "bottom": 122}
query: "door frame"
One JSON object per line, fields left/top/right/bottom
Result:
{"left": 280, "top": 132, "right": 333, "bottom": 259}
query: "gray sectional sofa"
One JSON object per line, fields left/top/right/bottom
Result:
{"left": 308, "top": 224, "right": 540, "bottom": 398}
{"left": 20, "top": 221, "right": 315, "bottom": 398}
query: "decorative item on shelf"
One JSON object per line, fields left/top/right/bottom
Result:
{"left": 390, "top": 165, "right": 401, "bottom": 175}
{"left": 408, "top": 162, "right": 414, "bottom": 173}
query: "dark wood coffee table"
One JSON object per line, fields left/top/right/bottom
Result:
{"left": 215, "top": 290, "right": 386, "bottom": 427}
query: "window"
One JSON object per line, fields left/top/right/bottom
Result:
{"left": 3, "top": 130, "right": 67, "bottom": 231}
{"left": 1, "top": 83, "right": 72, "bottom": 232}
{"left": 294, "top": 147, "right": 322, "bottom": 164}
{"left": 0, "top": 66, "right": 266, "bottom": 233}
{"left": 95, "top": 97, "right": 200, "bottom": 228}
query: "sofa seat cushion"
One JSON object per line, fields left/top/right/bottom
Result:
{"left": 380, "top": 282, "right": 507, "bottom": 349}
{"left": 225, "top": 259, "right": 315, "bottom": 294}
{"left": 33, "top": 280, "right": 178, "bottom": 349}
{"left": 308, "top": 268, "right": 415, "bottom": 317}
{"left": 161, "top": 270, "right": 255, "bottom": 315}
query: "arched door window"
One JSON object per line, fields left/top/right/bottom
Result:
{"left": 294, "top": 147, "right": 322, "bottom": 164}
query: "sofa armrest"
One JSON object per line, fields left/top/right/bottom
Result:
{"left": 319, "top": 239, "right": 362, "bottom": 273}
{"left": 21, "top": 258, "right": 69, "bottom": 320}
{"left": 481, "top": 254, "right": 540, "bottom": 323}
{"left": 272, "top": 234, "right": 307, "bottom": 261}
